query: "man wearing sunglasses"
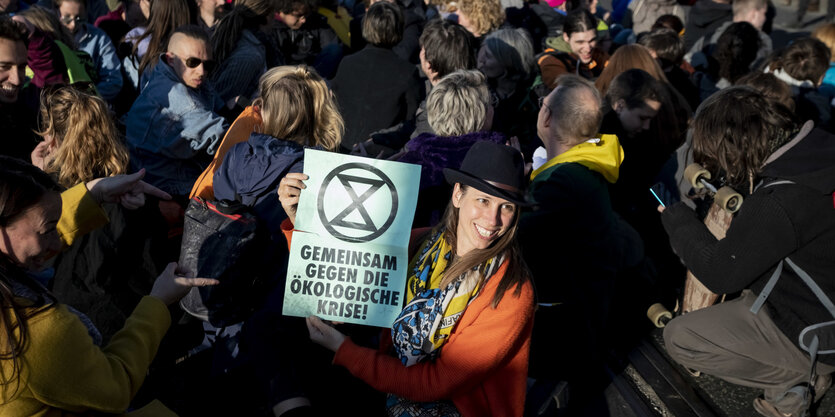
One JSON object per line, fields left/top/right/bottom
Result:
{"left": 126, "top": 25, "right": 228, "bottom": 198}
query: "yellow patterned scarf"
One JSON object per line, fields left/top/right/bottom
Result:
{"left": 392, "top": 229, "right": 502, "bottom": 366}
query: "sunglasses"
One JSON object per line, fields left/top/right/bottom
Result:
{"left": 60, "top": 15, "right": 85, "bottom": 24}
{"left": 172, "top": 54, "right": 216, "bottom": 72}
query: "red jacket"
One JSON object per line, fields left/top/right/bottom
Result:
{"left": 281, "top": 220, "right": 535, "bottom": 416}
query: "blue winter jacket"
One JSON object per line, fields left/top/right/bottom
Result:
{"left": 126, "top": 57, "right": 228, "bottom": 195}
{"left": 213, "top": 133, "right": 306, "bottom": 236}
{"left": 75, "top": 23, "right": 122, "bottom": 101}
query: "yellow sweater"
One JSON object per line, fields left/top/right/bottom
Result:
{"left": 0, "top": 297, "right": 171, "bottom": 416}
{"left": 56, "top": 183, "right": 109, "bottom": 248}
{"left": 0, "top": 184, "right": 172, "bottom": 416}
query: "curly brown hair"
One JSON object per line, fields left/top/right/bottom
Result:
{"left": 693, "top": 87, "right": 798, "bottom": 190}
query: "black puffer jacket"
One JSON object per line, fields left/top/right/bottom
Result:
{"left": 661, "top": 125, "right": 835, "bottom": 364}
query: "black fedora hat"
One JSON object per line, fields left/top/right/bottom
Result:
{"left": 443, "top": 141, "right": 531, "bottom": 206}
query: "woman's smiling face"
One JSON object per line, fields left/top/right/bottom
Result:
{"left": 452, "top": 184, "right": 516, "bottom": 257}
{"left": 0, "top": 192, "right": 63, "bottom": 271}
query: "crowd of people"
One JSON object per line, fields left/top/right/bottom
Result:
{"left": 0, "top": 0, "right": 834, "bottom": 414}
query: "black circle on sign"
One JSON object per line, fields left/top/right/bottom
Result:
{"left": 317, "top": 162, "right": 399, "bottom": 243}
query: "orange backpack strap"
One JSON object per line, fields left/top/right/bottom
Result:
{"left": 189, "top": 106, "right": 263, "bottom": 200}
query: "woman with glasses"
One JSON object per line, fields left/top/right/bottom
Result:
{"left": 55, "top": 0, "right": 123, "bottom": 102}
{"left": 18, "top": 6, "right": 97, "bottom": 88}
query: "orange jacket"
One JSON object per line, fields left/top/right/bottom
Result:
{"left": 281, "top": 220, "right": 534, "bottom": 416}
{"left": 189, "top": 106, "right": 262, "bottom": 200}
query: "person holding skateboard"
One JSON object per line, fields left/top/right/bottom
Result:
{"left": 660, "top": 87, "right": 835, "bottom": 417}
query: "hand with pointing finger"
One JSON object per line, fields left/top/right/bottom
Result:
{"left": 86, "top": 169, "right": 172, "bottom": 210}
{"left": 149, "top": 262, "right": 219, "bottom": 305}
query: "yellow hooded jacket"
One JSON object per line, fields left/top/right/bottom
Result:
{"left": 531, "top": 134, "right": 624, "bottom": 184}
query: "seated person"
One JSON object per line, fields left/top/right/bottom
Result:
{"left": 209, "top": 0, "right": 273, "bottom": 110}
{"left": 273, "top": 0, "right": 342, "bottom": 78}
{"left": 661, "top": 87, "right": 835, "bottom": 417}
{"left": 601, "top": 69, "right": 677, "bottom": 214}
{"left": 520, "top": 75, "right": 633, "bottom": 403}
{"left": 32, "top": 86, "right": 129, "bottom": 187}
{"left": 0, "top": 15, "right": 66, "bottom": 162}
{"left": 56, "top": 0, "right": 123, "bottom": 102}
{"left": 213, "top": 65, "right": 343, "bottom": 236}
{"left": 639, "top": 28, "right": 700, "bottom": 110}
{"left": 692, "top": 21, "right": 760, "bottom": 102}
{"left": 685, "top": 0, "right": 770, "bottom": 71}
{"left": 125, "top": 24, "right": 228, "bottom": 197}
{"left": 349, "top": 0, "right": 423, "bottom": 64}
{"left": 398, "top": 70, "right": 505, "bottom": 227}
{"left": 331, "top": 1, "right": 421, "bottom": 152}
{"left": 478, "top": 28, "right": 540, "bottom": 159}
{"left": 0, "top": 156, "right": 215, "bottom": 416}
{"left": 538, "top": 9, "right": 608, "bottom": 89}
{"left": 363, "top": 18, "right": 475, "bottom": 149}
{"left": 765, "top": 38, "right": 833, "bottom": 133}
{"left": 279, "top": 141, "right": 535, "bottom": 417}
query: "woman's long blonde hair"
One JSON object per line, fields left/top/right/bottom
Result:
{"left": 38, "top": 87, "right": 129, "bottom": 188}
{"left": 255, "top": 66, "right": 344, "bottom": 151}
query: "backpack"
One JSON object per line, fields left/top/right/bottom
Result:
{"left": 179, "top": 198, "right": 283, "bottom": 327}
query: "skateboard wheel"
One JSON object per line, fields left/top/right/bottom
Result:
{"left": 715, "top": 186, "right": 743, "bottom": 213}
{"left": 647, "top": 303, "right": 673, "bottom": 328}
{"left": 684, "top": 163, "right": 710, "bottom": 189}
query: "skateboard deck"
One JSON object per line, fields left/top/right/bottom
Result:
{"left": 680, "top": 203, "right": 734, "bottom": 314}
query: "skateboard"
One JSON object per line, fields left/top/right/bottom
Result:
{"left": 647, "top": 163, "right": 743, "bottom": 327}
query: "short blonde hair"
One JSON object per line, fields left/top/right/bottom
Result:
{"left": 813, "top": 23, "right": 835, "bottom": 62}
{"left": 457, "top": 0, "right": 504, "bottom": 37}
{"left": 256, "top": 66, "right": 344, "bottom": 151}
{"left": 427, "top": 70, "right": 491, "bottom": 136}
{"left": 38, "top": 87, "right": 129, "bottom": 188}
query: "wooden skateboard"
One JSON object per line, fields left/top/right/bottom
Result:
{"left": 647, "top": 163, "right": 743, "bottom": 327}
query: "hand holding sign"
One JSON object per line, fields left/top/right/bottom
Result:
{"left": 277, "top": 172, "right": 309, "bottom": 226}
{"left": 306, "top": 316, "right": 346, "bottom": 352}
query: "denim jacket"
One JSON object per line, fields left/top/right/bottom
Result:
{"left": 126, "top": 57, "right": 228, "bottom": 195}
{"left": 75, "top": 23, "right": 123, "bottom": 101}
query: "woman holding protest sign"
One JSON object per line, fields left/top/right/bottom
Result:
{"left": 278, "top": 141, "right": 535, "bottom": 417}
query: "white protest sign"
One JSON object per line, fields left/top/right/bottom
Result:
{"left": 283, "top": 150, "right": 420, "bottom": 327}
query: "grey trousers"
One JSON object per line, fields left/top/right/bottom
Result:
{"left": 663, "top": 290, "right": 835, "bottom": 414}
